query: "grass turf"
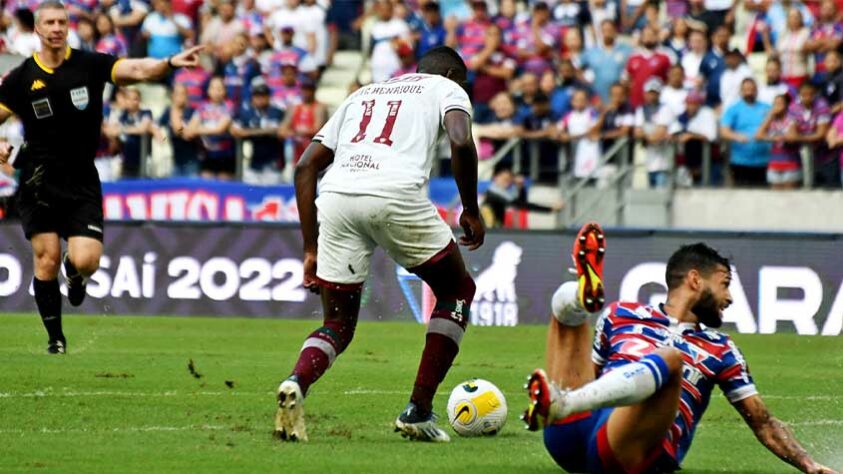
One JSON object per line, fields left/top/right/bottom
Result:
{"left": 0, "top": 314, "right": 841, "bottom": 473}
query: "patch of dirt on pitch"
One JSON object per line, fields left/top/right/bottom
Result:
{"left": 94, "top": 372, "right": 134, "bottom": 378}
{"left": 328, "top": 426, "right": 352, "bottom": 439}
{"left": 187, "top": 359, "right": 202, "bottom": 379}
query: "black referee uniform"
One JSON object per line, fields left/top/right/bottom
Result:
{"left": 0, "top": 46, "right": 119, "bottom": 241}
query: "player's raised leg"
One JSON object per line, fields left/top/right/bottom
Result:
{"left": 394, "top": 241, "right": 476, "bottom": 442}
{"left": 525, "top": 221, "right": 606, "bottom": 430}
{"left": 31, "top": 233, "right": 65, "bottom": 354}
{"left": 64, "top": 236, "right": 103, "bottom": 307}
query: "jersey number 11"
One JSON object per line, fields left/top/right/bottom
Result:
{"left": 350, "top": 99, "right": 403, "bottom": 147}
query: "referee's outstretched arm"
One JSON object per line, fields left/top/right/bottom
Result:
{"left": 112, "top": 45, "right": 205, "bottom": 86}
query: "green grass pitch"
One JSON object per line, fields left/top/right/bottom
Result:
{"left": 0, "top": 314, "right": 840, "bottom": 473}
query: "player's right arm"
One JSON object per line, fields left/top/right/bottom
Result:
{"left": 295, "top": 97, "right": 349, "bottom": 291}
{"left": 734, "top": 395, "right": 838, "bottom": 474}
{"left": 294, "top": 142, "right": 334, "bottom": 291}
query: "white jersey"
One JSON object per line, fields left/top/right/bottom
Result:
{"left": 315, "top": 73, "right": 472, "bottom": 200}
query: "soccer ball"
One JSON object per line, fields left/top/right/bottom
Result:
{"left": 446, "top": 379, "right": 507, "bottom": 436}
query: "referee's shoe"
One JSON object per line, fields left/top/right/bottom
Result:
{"left": 62, "top": 253, "right": 87, "bottom": 307}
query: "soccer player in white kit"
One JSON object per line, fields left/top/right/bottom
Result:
{"left": 274, "top": 47, "right": 485, "bottom": 443}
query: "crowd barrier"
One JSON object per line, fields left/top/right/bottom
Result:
{"left": 0, "top": 222, "right": 841, "bottom": 336}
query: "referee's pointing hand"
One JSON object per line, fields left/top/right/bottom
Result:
{"left": 169, "top": 45, "right": 206, "bottom": 69}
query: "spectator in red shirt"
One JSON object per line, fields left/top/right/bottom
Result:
{"left": 625, "top": 25, "right": 673, "bottom": 107}
{"left": 471, "top": 24, "right": 517, "bottom": 123}
{"left": 390, "top": 42, "right": 417, "bottom": 77}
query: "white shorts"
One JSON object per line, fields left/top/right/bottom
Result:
{"left": 767, "top": 168, "right": 802, "bottom": 185}
{"left": 315, "top": 192, "right": 455, "bottom": 285}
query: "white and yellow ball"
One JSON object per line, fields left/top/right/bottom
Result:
{"left": 446, "top": 379, "right": 507, "bottom": 437}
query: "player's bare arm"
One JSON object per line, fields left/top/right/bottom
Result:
{"left": 735, "top": 395, "right": 839, "bottom": 474}
{"left": 294, "top": 142, "right": 335, "bottom": 291}
{"left": 112, "top": 45, "right": 204, "bottom": 85}
{"left": 445, "top": 109, "right": 484, "bottom": 250}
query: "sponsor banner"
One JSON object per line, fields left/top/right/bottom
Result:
{"left": 98, "top": 178, "right": 486, "bottom": 224}
{"left": 0, "top": 222, "right": 842, "bottom": 335}
{"left": 101, "top": 179, "right": 299, "bottom": 223}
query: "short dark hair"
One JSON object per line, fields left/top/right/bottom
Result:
{"left": 417, "top": 46, "right": 466, "bottom": 77}
{"left": 800, "top": 80, "right": 817, "bottom": 91}
{"left": 492, "top": 161, "right": 513, "bottom": 176}
{"left": 15, "top": 8, "right": 34, "bottom": 30}
{"left": 766, "top": 56, "right": 782, "bottom": 67}
{"left": 34, "top": 0, "right": 66, "bottom": 23}
{"left": 665, "top": 243, "right": 731, "bottom": 291}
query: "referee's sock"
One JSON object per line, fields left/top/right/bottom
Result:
{"left": 33, "top": 278, "right": 64, "bottom": 343}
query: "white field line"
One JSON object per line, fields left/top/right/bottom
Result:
{"left": 0, "top": 389, "right": 835, "bottom": 400}
{"left": 0, "top": 424, "right": 226, "bottom": 434}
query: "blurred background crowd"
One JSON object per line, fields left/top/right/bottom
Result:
{"left": 0, "top": 0, "right": 843, "bottom": 192}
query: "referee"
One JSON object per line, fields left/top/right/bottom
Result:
{"left": 0, "top": 1, "right": 202, "bottom": 354}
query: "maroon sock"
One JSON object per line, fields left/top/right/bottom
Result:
{"left": 411, "top": 332, "right": 460, "bottom": 414}
{"left": 291, "top": 320, "right": 354, "bottom": 396}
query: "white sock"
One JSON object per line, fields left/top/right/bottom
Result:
{"left": 551, "top": 282, "right": 589, "bottom": 326}
{"left": 561, "top": 354, "right": 671, "bottom": 417}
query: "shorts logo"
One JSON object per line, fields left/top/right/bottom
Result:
{"left": 31, "top": 79, "right": 46, "bottom": 91}
{"left": 31, "top": 98, "right": 53, "bottom": 119}
{"left": 87, "top": 224, "right": 103, "bottom": 234}
{"left": 70, "top": 86, "right": 89, "bottom": 110}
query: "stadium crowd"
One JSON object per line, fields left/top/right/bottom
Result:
{"left": 0, "top": 0, "right": 843, "bottom": 190}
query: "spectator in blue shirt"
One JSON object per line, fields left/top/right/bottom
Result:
{"left": 230, "top": 78, "right": 286, "bottom": 185}
{"left": 720, "top": 78, "right": 772, "bottom": 187}
{"left": 581, "top": 20, "right": 632, "bottom": 104}
{"left": 105, "top": 87, "right": 153, "bottom": 179}
{"left": 141, "top": 0, "right": 193, "bottom": 60}
{"left": 222, "top": 32, "right": 262, "bottom": 109}
{"left": 699, "top": 24, "right": 729, "bottom": 107}
{"left": 157, "top": 84, "right": 200, "bottom": 178}
{"left": 417, "top": 1, "right": 446, "bottom": 58}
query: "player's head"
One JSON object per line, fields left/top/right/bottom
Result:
{"left": 666, "top": 243, "right": 732, "bottom": 328}
{"left": 34, "top": 0, "right": 68, "bottom": 50}
{"left": 417, "top": 46, "right": 468, "bottom": 89}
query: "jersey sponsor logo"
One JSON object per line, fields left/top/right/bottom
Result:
{"left": 70, "top": 86, "right": 89, "bottom": 110}
{"left": 31, "top": 98, "right": 53, "bottom": 119}
{"left": 30, "top": 79, "right": 46, "bottom": 91}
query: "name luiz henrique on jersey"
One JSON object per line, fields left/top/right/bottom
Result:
{"left": 0, "top": 47, "right": 120, "bottom": 176}
{"left": 313, "top": 73, "right": 472, "bottom": 200}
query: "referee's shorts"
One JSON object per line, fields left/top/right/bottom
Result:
{"left": 16, "top": 163, "right": 104, "bottom": 242}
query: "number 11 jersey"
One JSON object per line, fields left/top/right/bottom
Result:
{"left": 314, "top": 73, "right": 472, "bottom": 199}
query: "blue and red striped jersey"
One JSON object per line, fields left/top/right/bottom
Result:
{"left": 592, "top": 301, "right": 758, "bottom": 465}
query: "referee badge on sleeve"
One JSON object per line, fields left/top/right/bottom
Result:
{"left": 70, "top": 86, "right": 89, "bottom": 110}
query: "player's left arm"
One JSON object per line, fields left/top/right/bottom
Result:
{"left": 733, "top": 395, "right": 838, "bottom": 474}
{"left": 112, "top": 46, "right": 204, "bottom": 85}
